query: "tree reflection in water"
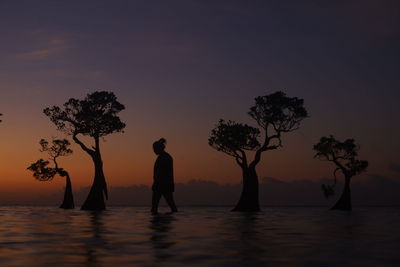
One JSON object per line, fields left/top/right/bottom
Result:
{"left": 85, "top": 211, "right": 109, "bottom": 266}
{"left": 233, "top": 213, "right": 266, "bottom": 264}
{"left": 217, "top": 212, "right": 274, "bottom": 265}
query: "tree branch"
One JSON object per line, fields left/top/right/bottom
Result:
{"left": 53, "top": 156, "right": 59, "bottom": 170}
{"left": 333, "top": 158, "right": 348, "bottom": 175}
{"left": 235, "top": 157, "right": 244, "bottom": 168}
{"left": 266, "top": 132, "right": 282, "bottom": 149}
{"left": 94, "top": 136, "right": 100, "bottom": 154}
{"left": 250, "top": 149, "right": 264, "bottom": 169}
{"left": 250, "top": 124, "right": 279, "bottom": 168}
{"left": 73, "top": 133, "right": 95, "bottom": 156}
{"left": 333, "top": 167, "right": 341, "bottom": 179}
{"left": 237, "top": 149, "right": 248, "bottom": 166}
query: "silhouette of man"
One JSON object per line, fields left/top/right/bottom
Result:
{"left": 151, "top": 138, "right": 178, "bottom": 214}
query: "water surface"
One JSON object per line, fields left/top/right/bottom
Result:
{"left": 0, "top": 206, "right": 399, "bottom": 266}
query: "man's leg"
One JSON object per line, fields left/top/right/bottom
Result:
{"left": 163, "top": 192, "right": 178, "bottom": 212}
{"left": 151, "top": 191, "right": 162, "bottom": 213}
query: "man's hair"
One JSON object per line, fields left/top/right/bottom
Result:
{"left": 153, "top": 138, "right": 166, "bottom": 150}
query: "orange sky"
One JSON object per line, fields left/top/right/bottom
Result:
{"left": 0, "top": 91, "right": 393, "bottom": 197}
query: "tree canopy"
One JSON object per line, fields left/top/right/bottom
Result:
{"left": 313, "top": 135, "right": 368, "bottom": 198}
{"left": 27, "top": 138, "right": 73, "bottom": 181}
{"left": 209, "top": 119, "right": 260, "bottom": 157}
{"left": 40, "top": 138, "right": 72, "bottom": 159}
{"left": 209, "top": 91, "right": 308, "bottom": 168}
{"left": 249, "top": 91, "right": 308, "bottom": 134}
{"left": 314, "top": 135, "right": 368, "bottom": 177}
{"left": 27, "top": 159, "right": 57, "bottom": 181}
{"left": 43, "top": 91, "right": 126, "bottom": 138}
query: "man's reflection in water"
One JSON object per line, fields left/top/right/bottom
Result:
{"left": 149, "top": 214, "right": 177, "bottom": 262}
{"left": 85, "top": 211, "right": 108, "bottom": 267}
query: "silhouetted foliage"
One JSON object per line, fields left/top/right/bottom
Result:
{"left": 0, "top": 113, "right": 2, "bottom": 122}
{"left": 27, "top": 138, "right": 75, "bottom": 209}
{"left": 209, "top": 91, "right": 308, "bottom": 211}
{"left": 28, "top": 159, "right": 57, "bottom": 181}
{"left": 314, "top": 135, "right": 368, "bottom": 210}
{"left": 44, "top": 91, "right": 125, "bottom": 210}
{"left": 209, "top": 120, "right": 260, "bottom": 159}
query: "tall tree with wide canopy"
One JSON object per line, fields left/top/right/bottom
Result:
{"left": 44, "top": 91, "right": 125, "bottom": 210}
{"left": 209, "top": 91, "right": 308, "bottom": 211}
{"left": 314, "top": 136, "right": 368, "bottom": 211}
{"left": 27, "top": 138, "right": 75, "bottom": 209}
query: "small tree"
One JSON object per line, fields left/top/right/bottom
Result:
{"left": 313, "top": 135, "right": 368, "bottom": 211}
{"left": 27, "top": 138, "right": 75, "bottom": 209}
{"left": 44, "top": 91, "right": 125, "bottom": 210}
{"left": 209, "top": 91, "right": 308, "bottom": 211}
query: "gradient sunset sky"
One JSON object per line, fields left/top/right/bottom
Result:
{"left": 0, "top": 0, "right": 399, "bottom": 199}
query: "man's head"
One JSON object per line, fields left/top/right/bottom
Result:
{"left": 153, "top": 138, "right": 166, "bottom": 155}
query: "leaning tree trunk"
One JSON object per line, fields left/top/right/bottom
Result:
{"left": 59, "top": 173, "right": 75, "bottom": 209}
{"left": 331, "top": 176, "right": 352, "bottom": 211}
{"left": 232, "top": 166, "right": 260, "bottom": 212}
{"left": 81, "top": 154, "right": 107, "bottom": 211}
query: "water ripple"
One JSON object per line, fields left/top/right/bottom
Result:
{"left": 0, "top": 206, "right": 399, "bottom": 266}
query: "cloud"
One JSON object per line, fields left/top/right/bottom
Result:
{"left": 17, "top": 40, "right": 68, "bottom": 59}
{"left": 16, "top": 29, "right": 70, "bottom": 60}
{"left": 19, "top": 47, "right": 60, "bottom": 59}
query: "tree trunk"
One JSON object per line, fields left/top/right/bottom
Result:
{"left": 232, "top": 167, "right": 260, "bottom": 212}
{"left": 81, "top": 155, "right": 107, "bottom": 210}
{"left": 331, "top": 176, "right": 352, "bottom": 211}
{"left": 59, "top": 174, "right": 75, "bottom": 209}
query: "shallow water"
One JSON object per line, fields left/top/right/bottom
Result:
{"left": 0, "top": 206, "right": 399, "bottom": 266}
